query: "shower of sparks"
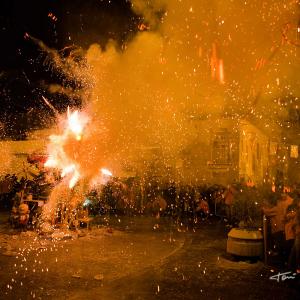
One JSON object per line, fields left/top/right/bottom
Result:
{"left": 101, "top": 168, "right": 113, "bottom": 177}
{"left": 44, "top": 108, "right": 112, "bottom": 190}
{"left": 44, "top": 108, "right": 89, "bottom": 189}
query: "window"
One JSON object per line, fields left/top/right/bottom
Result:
{"left": 212, "top": 129, "right": 230, "bottom": 164}
{"left": 290, "top": 145, "right": 299, "bottom": 158}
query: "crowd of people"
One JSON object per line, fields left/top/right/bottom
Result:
{"left": 92, "top": 180, "right": 223, "bottom": 222}
{"left": 1, "top": 171, "right": 300, "bottom": 271}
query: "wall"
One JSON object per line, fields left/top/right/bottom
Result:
{"left": 238, "top": 121, "right": 269, "bottom": 185}
{"left": 177, "top": 118, "right": 240, "bottom": 185}
{"left": 0, "top": 129, "right": 50, "bottom": 177}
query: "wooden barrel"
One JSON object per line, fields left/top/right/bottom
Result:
{"left": 227, "top": 228, "right": 263, "bottom": 257}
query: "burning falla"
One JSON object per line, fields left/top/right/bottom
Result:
{"left": 44, "top": 107, "right": 89, "bottom": 189}
{"left": 41, "top": 108, "right": 112, "bottom": 230}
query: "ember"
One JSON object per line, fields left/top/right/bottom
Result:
{"left": 0, "top": 0, "right": 300, "bottom": 299}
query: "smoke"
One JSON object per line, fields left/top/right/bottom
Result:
{"left": 44, "top": 0, "right": 300, "bottom": 184}
{"left": 137, "top": 0, "right": 300, "bottom": 123}
{"left": 131, "top": 0, "right": 167, "bottom": 28}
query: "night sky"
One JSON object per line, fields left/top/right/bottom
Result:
{"left": 0, "top": 0, "right": 138, "bottom": 138}
{"left": 1, "top": 0, "right": 300, "bottom": 141}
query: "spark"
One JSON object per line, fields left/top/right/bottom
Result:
{"left": 219, "top": 59, "right": 225, "bottom": 84}
{"left": 101, "top": 168, "right": 113, "bottom": 176}
{"left": 41, "top": 96, "right": 59, "bottom": 115}
{"left": 69, "top": 170, "right": 80, "bottom": 189}
{"left": 44, "top": 109, "right": 88, "bottom": 189}
{"left": 48, "top": 12, "right": 58, "bottom": 22}
{"left": 67, "top": 108, "right": 84, "bottom": 140}
{"left": 138, "top": 23, "right": 149, "bottom": 31}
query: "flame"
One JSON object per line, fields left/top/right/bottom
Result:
{"left": 44, "top": 156, "right": 57, "bottom": 168}
{"left": 101, "top": 168, "right": 113, "bottom": 177}
{"left": 67, "top": 108, "right": 84, "bottom": 140}
{"left": 45, "top": 108, "right": 112, "bottom": 190}
{"left": 69, "top": 170, "right": 80, "bottom": 189}
{"left": 89, "top": 168, "right": 113, "bottom": 187}
{"left": 44, "top": 108, "right": 88, "bottom": 189}
{"left": 61, "top": 164, "right": 76, "bottom": 177}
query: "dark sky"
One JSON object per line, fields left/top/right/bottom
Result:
{"left": 2, "top": 0, "right": 299, "bottom": 140}
{"left": 0, "top": 0, "right": 138, "bottom": 138}
{"left": 0, "top": 0, "right": 136, "bottom": 68}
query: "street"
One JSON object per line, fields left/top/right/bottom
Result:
{"left": 0, "top": 215, "right": 299, "bottom": 299}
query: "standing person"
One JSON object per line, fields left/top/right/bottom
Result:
{"left": 194, "top": 189, "right": 201, "bottom": 223}
{"left": 183, "top": 188, "right": 191, "bottom": 230}
{"left": 263, "top": 193, "right": 293, "bottom": 258}
{"left": 179, "top": 186, "right": 190, "bottom": 231}
{"left": 288, "top": 200, "right": 300, "bottom": 273}
{"left": 284, "top": 199, "right": 298, "bottom": 265}
{"left": 195, "top": 190, "right": 210, "bottom": 220}
{"left": 152, "top": 194, "right": 167, "bottom": 219}
{"left": 223, "top": 184, "right": 237, "bottom": 224}
{"left": 196, "top": 197, "right": 210, "bottom": 218}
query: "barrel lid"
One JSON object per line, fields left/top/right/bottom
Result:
{"left": 228, "top": 228, "right": 263, "bottom": 240}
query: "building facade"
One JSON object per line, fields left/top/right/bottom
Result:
{"left": 177, "top": 118, "right": 277, "bottom": 186}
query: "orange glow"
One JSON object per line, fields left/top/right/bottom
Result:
{"left": 44, "top": 108, "right": 89, "bottom": 189}
{"left": 198, "top": 46, "right": 202, "bottom": 57}
{"left": 210, "top": 43, "right": 217, "bottom": 79}
{"left": 67, "top": 108, "right": 84, "bottom": 140}
{"left": 44, "top": 156, "right": 57, "bottom": 168}
{"left": 218, "top": 59, "right": 225, "bottom": 84}
{"left": 48, "top": 12, "right": 58, "bottom": 22}
{"left": 138, "top": 23, "right": 149, "bottom": 31}
{"left": 45, "top": 108, "right": 113, "bottom": 190}
{"left": 210, "top": 43, "right": 225, "bottom": 84}
{"left": 69, "top": 170, "right": 80, "bottom": 189}
{"left": 101, "top": 168, "right": 113, "bottom": 176}
{"left": 254, "top": 58, "right": 266, "bottom": 71}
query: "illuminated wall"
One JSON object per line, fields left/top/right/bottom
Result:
{"left": 178, "top": 118, "right": 272, "bottom": 186}
{"left": 238, "top": 121, "right": 270, "bottom": 185}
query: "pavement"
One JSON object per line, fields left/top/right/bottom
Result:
{"left": 0, "top": 212, "right": 299, "bottom": 299}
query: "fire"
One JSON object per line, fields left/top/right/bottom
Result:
{"left": 89, "top": 168, "right": 113, "bottom": 188}
{"left": 61, "top": 164, "right": 76, "bottom": 177}
{"left": 101, "top": 168, "right": 113, "bottom": 177}
{"left": 45, "top": 108, "right": 113, "bottom": 190}
{"left": 69, "top": 170, "right": 80, "bottom": 189}
{"left": 67, "top": 108, "right": 84, "bottom": 141}
{"left": 44, "top": 156, "right": 57, "bottom": 168}
{"left": 44, "top": 109, "right": 87, "bottom": 189}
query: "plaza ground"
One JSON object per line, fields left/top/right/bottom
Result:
{"left": 0, "top": 213, "right": 299, "bottom": 299}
